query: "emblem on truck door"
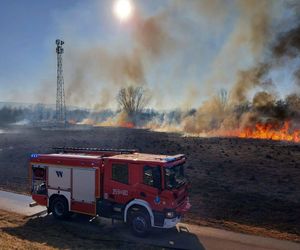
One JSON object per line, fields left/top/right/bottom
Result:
{"left": 56, "top": 171, "right": 63, "bottom": 177}
{"left": 154, "top": 196, "right": 161, "bottom": 204}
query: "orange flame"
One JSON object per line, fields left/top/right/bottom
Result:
{"left": 238, "top": 121, "right": 300, "bottom": 143}
{"left": 119, "top": 121, "right": 135, "bottom": 128}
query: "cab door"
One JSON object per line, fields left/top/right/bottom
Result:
{"left": 103, "top": 161, "right": 132, "bottom": 205}
{"left": 138, "top": 165, "right": 163, "bottom": 211}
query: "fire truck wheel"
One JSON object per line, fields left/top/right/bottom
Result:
{"left": 129, "top": 211, "right": 151, "bottom": 237}
{"left": 51, "top": 196, "right": 70, "bottom": 219}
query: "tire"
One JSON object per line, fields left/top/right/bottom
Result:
{"left": 51, "top": 196, "right": 70, "bottom": 220}
{"left": 129, "top": 211, "right": 151, "bottom": 237}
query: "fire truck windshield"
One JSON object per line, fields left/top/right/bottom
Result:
{"left": 164, "top": 164, "right": 186, "bottom": 190}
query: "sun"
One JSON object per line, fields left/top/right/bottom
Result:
{"left": 113, "top": 0, "right": 133, "bottom": 21}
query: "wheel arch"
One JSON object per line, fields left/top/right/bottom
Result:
{"left": 48, "top": 194, "right": 69, "bottom": 211}
{"left": 48, "top": 189, "right": 71, "bottom": 211}
{"left": 124, "top": 199, "right": 154, "bottom": 227}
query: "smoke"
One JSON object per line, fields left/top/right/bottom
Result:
{"left": 63, "top": 0, "right": 279, "bottom": 108}
{"left": 0, "top": 107, "right": 24, "bottom": 126}
{"left": 48, "top": 0, "right": 300, "bottom": 139}
{"left": 65, "top": 8, "right": 176, "bottom": 110}
{"left": 181, "top": 0, "right": 274, "bottom": 105}
{"left": 273, "top": 24, "right": 300, "bottom": 59}
{"left": 236, "top": 0, "right": 271, "bottom": 56}
{"left": 295, "top": 68, "right": 300, "bottom": 87}
{"left": 133, "top": 12, "right": 175, "bottom": 58}
{"left": 230, "top": 63, "right": 271, "bottom": 104}
{"left": 178, "top": 0, "right": 300, "bottom": 136}
{"left": 273, "top": 23, "right": 300, "bottom": 87}
{"left": 65, "top": 47, "right": 146, "bottom": 107}
{"left": 252, "top": 91, "right": 276, "bottom": 111}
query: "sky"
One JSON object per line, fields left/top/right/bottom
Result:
{"left": 0, "top": 0, "right": 299, "bottom": 110}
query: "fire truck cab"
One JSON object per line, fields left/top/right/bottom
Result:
{"left": 30, "top": 147, "right": 191, "bottom": 237}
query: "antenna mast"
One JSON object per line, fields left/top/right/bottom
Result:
{"left": 55, "top": 39, "right": 66, "bottom": 126}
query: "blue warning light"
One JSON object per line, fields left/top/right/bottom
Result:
{"left": 165, "top": 157, "right": 175, "bottom": 162}
{"left": 30, "top": 154, "right": 39, "bottom": 158}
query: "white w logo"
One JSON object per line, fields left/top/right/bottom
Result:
{"left": 56, "top": 171, "right": 63, "bottom": 177}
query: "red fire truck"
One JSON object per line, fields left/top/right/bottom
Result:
{"left": 30, "top": 147, "right": 191, "bottom": 236}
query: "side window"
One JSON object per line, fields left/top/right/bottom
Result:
{"left": 112, "top": 164, "right": 128, "bottom": 184}
{"left": 143, "top": 166, "right": 161, "bottom": 189}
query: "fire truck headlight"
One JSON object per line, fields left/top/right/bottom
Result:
{"left": 166, "top": 211, "right": 175, "bottom": 219}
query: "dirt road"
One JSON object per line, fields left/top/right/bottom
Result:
{"left": 0, "top": 190, "right": 299, "bottom": 250}
{"left": 0, "top": 190, "right": 46, "bottom": 217}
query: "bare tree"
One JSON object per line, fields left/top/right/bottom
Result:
{"left": 117, "top": 86, "right": 150, "bottom": 117}
{"left": 212, "top": 88, "right": 229, "bottom": 113}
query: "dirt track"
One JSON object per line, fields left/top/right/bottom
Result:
{"left": 0, "top": 209, "right": 158, "bottom": 250}
{"left": 0, "top": 125, "right": 299, "bottom": 241}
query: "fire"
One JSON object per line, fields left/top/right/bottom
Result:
{"left": 119, "top": 121, "right": 135, "bottom": 128}
{"left": 239, "top": 121, "right": 300, "bottom": 143}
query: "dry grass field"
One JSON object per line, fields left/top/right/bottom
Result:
{"left": 0, "top": 209, "right": 160, "bottom": 249}
{"left": 0, "top": 125, "right": 299, "bottom": 242}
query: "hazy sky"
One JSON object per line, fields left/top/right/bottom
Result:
{"left": 0, "top": 0, "right": 298, "bottom": 110}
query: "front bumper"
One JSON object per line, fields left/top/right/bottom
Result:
{"left": 153, "top": 210, "right": 181, "bottom": 228}
{"left": 163, "top": 216, "right": 181, "bottom": 229}
{"left": 162, "top": 198, "right": 191, "bottom": 229}
{"left": 153, "top": 197, "right": 191, "bottom": 229}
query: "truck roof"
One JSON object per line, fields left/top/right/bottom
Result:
{"left": 41, "top": 154, "right": 102, "bottom": 159}
{"left": 30, "top": 153, "right": 102, "bottom": 167}
{"left": 30, "top": 152, "right": 185, "bottom": 166}
{"left": 106, "top": 153, "right": 185, "bottom": 164}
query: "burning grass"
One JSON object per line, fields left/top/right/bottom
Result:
{"left": 190, "top": 121, "right": 300, "bottom": 143}
{"left": 0, "top": 126, "right": 299, "bottom": 242}
{"left": 239, "top": 121, "right": 300, "bottom": 143}
{"left": 74, "top": 89, "right": 300, "bottom": 144}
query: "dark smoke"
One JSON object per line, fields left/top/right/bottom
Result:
{"left": 273, "top": 25, "right": 300, "bottom": 58}
{"left": 0, "top": 107, "right": 23, "bottom": 126}
{"left": 273, "top": 23, "right": 300, "bottom": 87}
{"left": 231, "top": 63, "right": 271, "bottom": 104}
